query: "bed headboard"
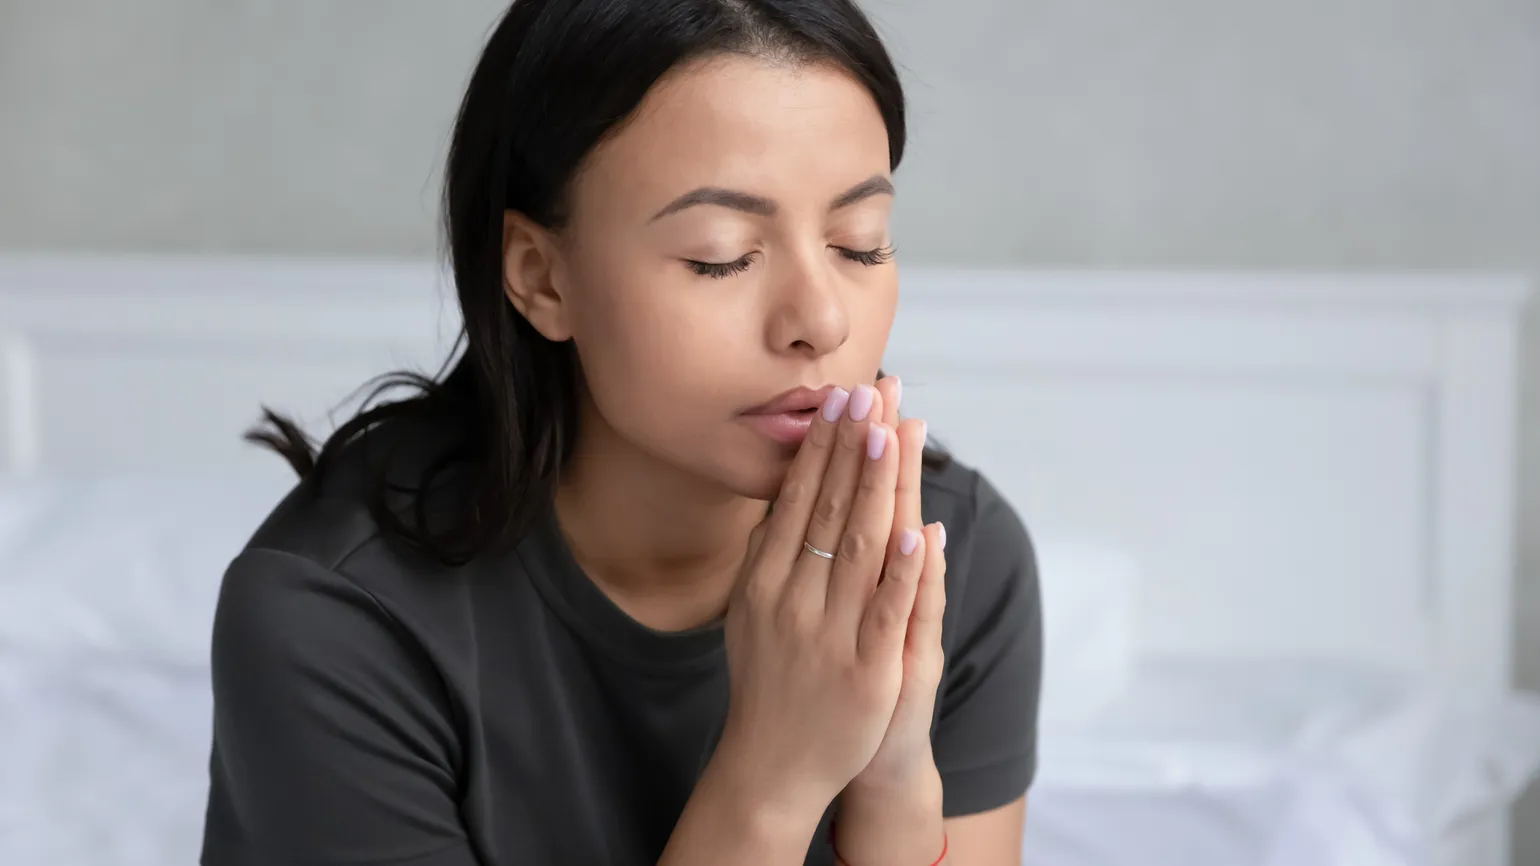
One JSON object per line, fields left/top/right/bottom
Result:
{"left": 0, "top": 255, "right": 1527, "bottom": 695}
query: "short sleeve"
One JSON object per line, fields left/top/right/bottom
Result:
{"left": 933, "top": 476, "right": 1044, "bottom": 817}
{"left": 201, "top": 548, "right": 477, "bottom": 866}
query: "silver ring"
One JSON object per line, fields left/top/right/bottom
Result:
{"left": 803, "top": 540, "right": 836, "bottom": 560}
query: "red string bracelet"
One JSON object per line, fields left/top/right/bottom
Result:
{"left": 829, "top": 822, "right": 948, "bottom": 866}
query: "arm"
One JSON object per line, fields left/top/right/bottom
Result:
{"left": 944, "top": 796, "right": 1027, "bottom": 865}
{"left": 834, "top": 784, "right": 1025, "bottom": 866}
{"left": 833, "top": 471, "right": 1043, "bottom": 866}
{"left": 657, "top": 749, "right": 828, "bottom": 866}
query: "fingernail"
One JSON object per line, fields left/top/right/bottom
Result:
{"left": 848, "top": 384, "right": 875, "bottom": 421}
{"left": 891, "top": 376, "right": 902, "bottom": 411}
{"left": 918, "top": 420, "right": 927, "bottom": 444}
{"left": 821, "top": 387, "right": 850, "bottom": 422}
{"left": 900, "top": 528, "right": 921, "bottom": 556}
{"left": 938, "top": 523, "right": 947, "bottom": 551}
{"left": 867, "top": 424, "right": 886, "bottom": 460}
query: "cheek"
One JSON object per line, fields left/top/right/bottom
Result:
{"left": 567, "top": 267, "right": 751, "bottom": 427}
{"left": 847, "top": 273, "right": 899, "bottom": 367}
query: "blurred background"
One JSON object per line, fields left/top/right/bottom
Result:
{"left": 1, "top": 1, "right": 1538, "bottom": 865}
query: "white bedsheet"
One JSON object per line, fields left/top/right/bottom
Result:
{"left": 2, "top": 476, "right": 1538, "bottom": 866}
{"left": 0, "top": 475, "right": 282, "bottom": 865}
{"left": 1025, "top": 659, "right": 1540, "bottom": 866}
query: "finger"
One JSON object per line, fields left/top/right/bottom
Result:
{"left": 757, "top": 386, "right": 850, "bottom": 568}
{"left": 799, "top": 384, "right": 882, "bottom": 567}
{"left": 876, "top": 374, "right": 901, "bottom": 428}
{"left": 858, "top": 526, "right": 925, "bottom": 663}
{"left": 824, "top": 422, "right": 900, "bottom": 627}
{"left": 887, "top": 418, "right": 927, "bottom": 560}
{"left": 786, "top": 386, "right": 883, "bottom": 616}
{"left": 906, "top": 522, "right": 948, "bottom": 654}
{"left": 745, "top": 516, "right": 770, "bottom": 562}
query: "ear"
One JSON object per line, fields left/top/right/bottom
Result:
{"left": 502, "top": 210, "right": 572, "bottom": 341}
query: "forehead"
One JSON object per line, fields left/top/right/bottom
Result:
{"left": 573, "top": 54, "right": 892, "bottom": 213}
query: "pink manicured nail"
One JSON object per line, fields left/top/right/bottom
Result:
{"left": 867, "top": 424, "right": 886, "bottom": 460}
{"left": 891, "top": 376, "right": 902, "bottom": 412}
{"left": 900, "top": 528, "right": 921, "bottom": 556}
{"left": 937, "top": 523, "right": 947, "bottom": 551}
{"left": 848, "top": 384, "right": 875, "bottom": 421}
{"left": 918, "top": 420, "right": 927, "bottom": 444}
{"left": 821, "top": 387, "right": 850, "bottom": 422}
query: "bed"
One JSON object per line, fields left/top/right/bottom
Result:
{"left": 1, "top": 255, "right": 1536, "bottom": 866}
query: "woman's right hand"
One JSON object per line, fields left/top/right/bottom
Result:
{"left": 715, "top": 382, "right": 929, "bottom": 823}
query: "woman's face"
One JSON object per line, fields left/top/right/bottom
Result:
{"left": 533, "top": 54, "right": 898, "bottom": 500}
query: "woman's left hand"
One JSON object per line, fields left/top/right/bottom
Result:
{"left": 862, "top": 375, "right": 947, "bottom": 784}
{"left": 831, "top": 376, "right": 950, "bottom": 864}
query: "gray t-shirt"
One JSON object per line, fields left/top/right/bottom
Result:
{"left": 201, "top": 426, "right": 1042, "bottom": 866}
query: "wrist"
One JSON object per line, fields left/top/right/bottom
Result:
{"left": 845, "top": 753, "right": 942, "bottom": 802}
{"left": 662, "top": 751, "right": 826, "bottom": 866}
{"left": 701, "top": 732, "right": 834, "bottom": 839}
{"left": 834, "top": 763, "right": 945, "bottom": 866}
{"left": 841, "top": 759, "right": 944, "bottom": 820}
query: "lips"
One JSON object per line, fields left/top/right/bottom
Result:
{"left": 743, "top": 384, "right": 837, "bottom": 416}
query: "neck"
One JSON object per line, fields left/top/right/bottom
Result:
{"left": 552, "top": 396, "right": 766, "bottom": 632}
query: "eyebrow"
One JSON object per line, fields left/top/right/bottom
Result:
{"left": 648, "top": 174, "right": 895, "bottom": 222}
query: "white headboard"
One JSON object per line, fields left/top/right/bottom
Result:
{"left": 0, "top": 255, "right": 1527, "bottom": 696}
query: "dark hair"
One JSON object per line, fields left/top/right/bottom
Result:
{"left": 249, "top": 0, "right": 945, "bottom": 565}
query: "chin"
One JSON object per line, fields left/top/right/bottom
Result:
{"left": 712, "top": 445, "right": 797, "bottom": 502}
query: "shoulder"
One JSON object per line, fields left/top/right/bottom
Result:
{"left": 225, "top": 415, "right": 484, "bottom": 658}
{"left": 919, "top": 455, "right": 1036, "bottom": 584}
{"left": 243, "top": 414, "right": 466, "bottom": 578}
{"left": 919, "top": 456, "right": 1041, "bottom": 644}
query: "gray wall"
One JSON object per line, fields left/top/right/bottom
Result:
{"left": 3, "top": 0, "right": 1538, "bottom": 859}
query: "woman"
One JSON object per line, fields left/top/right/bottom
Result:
{"left": 201, "top": 0, "right": 1042, "bottom": 864}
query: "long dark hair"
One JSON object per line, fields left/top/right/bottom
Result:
{"left": 249, "top": 0, "right": 944, "bottom": 565}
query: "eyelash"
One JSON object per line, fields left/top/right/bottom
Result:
{"left": 839, "top": 244, "right": 896, "bottom": 267}
{"left": 686, "top": 254, "right": 757, "bottom": 279}
{"left": 685, "top": 245, "right": 896, "bottom": 279}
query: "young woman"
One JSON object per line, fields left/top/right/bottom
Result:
{"left": 201, "top": 1, "right": 1042, "bottom": 864}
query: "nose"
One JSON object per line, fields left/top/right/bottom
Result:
{"left": 764, "top": 254, "right": 850, "bottom": 358}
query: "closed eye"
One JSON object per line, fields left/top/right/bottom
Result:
{"left": 685, "top": 253, "right": 756, "bottom": 279}
{"left": 834, "top": 245, "right": 895, "bottom": 266}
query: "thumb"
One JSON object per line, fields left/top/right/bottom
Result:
{"left": 858, "top": 529, "right": 925, "bottom": 662}
{"left": 730, "top": 515, "right": 773, "bottom": 606}
{"left": 745, "top": 514, "right": 771, "bottom": 561}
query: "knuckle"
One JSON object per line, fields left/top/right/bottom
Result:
{"left": 870, "top": 599, "right": 903, "bottom": 633}
{"left": 837, "top": 529, "right": 875, "bottom": 565}
{"left": 838, "top": 419, "right": 866, "bottom": 450}
{"left": 858, "top": 461, "right": 890, "bottom": 492}
{"left": 839, "top": 665, "right": 863, "bottom": 695}
{"left": 812, "top": 490, "right": 846, "bottom": 527}
{"left": 742, "top": 577, "right": 776, "bottom": 611}
{"left": 779, "top": 477, "right": 814, "bottom": 508}
{"left": 776, "top": 593, "right": 819, "bottom": 634}
{"left": 807, "top": 417, "right": 836, "bottom": 448}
